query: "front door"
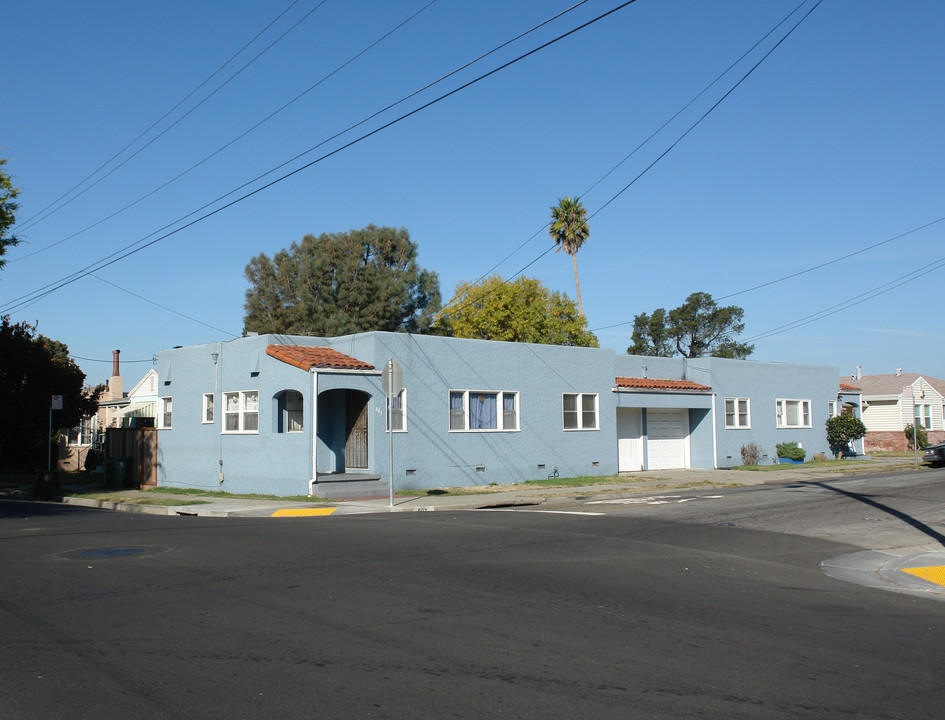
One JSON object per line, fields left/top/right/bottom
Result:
{"left": 617, "top": 408, "right": 644, "bottom": 472}
{"left": 345, "top": 393, "right": 369, "bottom": 469}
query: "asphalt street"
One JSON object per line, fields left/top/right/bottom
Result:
{"left": 2, "top": 468, "right": 945, "bottom": 719}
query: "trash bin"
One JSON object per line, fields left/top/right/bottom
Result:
{"left": 33, "top": 470, "right": 60, "bottom": 501}
{"left": 106, "top": 457, "right": 129, "bottom": 490}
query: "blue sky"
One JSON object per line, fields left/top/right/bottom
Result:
{"left": 4, "top": 0, "right": 944, "bottom": 388}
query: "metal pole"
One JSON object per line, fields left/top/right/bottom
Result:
{"left": 914, "top": 422, "right": 918, "bottom": 468}
{"left": 47, "top": 407, "right": 53, "bottom": 472}
{"left": 387, "top": 360, "right": 394, "bottom": 507}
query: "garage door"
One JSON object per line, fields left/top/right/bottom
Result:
{"left": 646, "top": 410, "right": 689, "bottom": 470}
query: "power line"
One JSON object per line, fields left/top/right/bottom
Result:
{"left": 90, "top": 274, "right": 240, "bottom": 338}
{"left": 443, "top": 0, "right": 820, "bottom": 323}
{"left": 590, "top": 214, "right": 945, "bottom": 333}
{"left": 13, "top": 1, "right": 306, "bottom": 235}
{"left": 462, "top": 0, "right": 814, "bottom": 297}
{"left": 741, "top": 255, "right": 945, "bottom": 343}
{"left": 70, "top": 354, "right": 154, "bottom": 364}
{"left": 1, "top": 0, "right": 637, "bottom": 315}
{"left": 10, "top": 0, "right": 575, "bottom": 265}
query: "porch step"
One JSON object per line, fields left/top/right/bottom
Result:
{"left": 313, "top": 474, "right": 387, "bottom": 500}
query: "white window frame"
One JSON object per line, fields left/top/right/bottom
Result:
{"left": 223, "top": 390, "right": 259, "bottom": 434}
{"left": 283, "top": 390, "right": 303, "bottom": 433}
{"left": 386, "top": 388, "right": 407, "bottom": 433}
{"left": 725, "top": 397, "right": 751, "bottom": 429}
{"left": 914, "top": 403, "right": 931, "bottom": 429}
{"left": 563, "top": 393, "right": 599, "bottom": 431}
{"left": 827, "top": 400, "right": 838, "bottom": 418}
{"left": 159, "top": 397, "right": 173, "bottom": 429}
{"left": 448, "top": 390, "right": 519, "bottom": 432}
{"left": 776, "top": 398, "right": 812, "bottom": 429}
{"left": 202, "top": 393, "right": 214, "bottom": 424}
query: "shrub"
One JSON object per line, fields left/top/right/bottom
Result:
{"left": 904, "top": 423, "right": 929, "bottom": 450}
{"left": 775, "top": 441, "right": 806, "bottom": 462}
{"left": 825, "top": 415, "right": 867, "bottom": 457}
{"left": 813, "top": 452, "right": 827, "bottom": 462}
{"left": 740, "top": 443, "right": 763, "bottom": 465}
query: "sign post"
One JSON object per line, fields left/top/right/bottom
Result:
{"left": 49, "top": 395, "right": 63, "bottom": 472}
{"left": 903, "top": 385, "right": 918, "bottom": 468}
{"left": 382, "top": 359, "right": 404, "bottom": 507}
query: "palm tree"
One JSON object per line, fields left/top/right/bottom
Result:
{"left": 548, "top": 196, "right": 590, "bottom": 316}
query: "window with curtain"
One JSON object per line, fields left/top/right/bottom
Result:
{"left": 776, "top": 398, "right": 811, "bottom": 428}
{"left": 282, "top": 390, "right": 303, "bottom": 433}
{"left": 448, "top": 390, "right": 518, "bottom": 431}
{"left": 387, "top": 389, "right": 406, "bottom": 432}
{"left": 223, "top": 390, "right": 259, "bottom": 433}
{"left": 202, "top": 393, "right": 214, "bottom": 424}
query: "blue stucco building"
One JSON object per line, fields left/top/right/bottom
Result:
{"left": 154, "top": 332, "right": 850, "bottom": 495}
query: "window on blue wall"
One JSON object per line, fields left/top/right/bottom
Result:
{"left": 563, "top": 393, "right": 598, "bottom": 430}
{"left": 448, "top": 390, "right": 518, "bottom": 431}
{"left": 202, "top": 393, "right": 214, "bottom": 424}
{"left": 387, "top": 389, "right": 406, "bottom": 432}
{"left": 224, "top": 390, "right": 259, "bottom": 433}
{"left": 275, "top": 390, "right": 303, "bottom": 433}
{"left": 725, "top": 398, "right": 750, "bottom": 429}
{"left": 776, "top": 398, "right": 811, "bottom": 428}
{"left": 159, "top": 397, "right": 173, "bottom": 429}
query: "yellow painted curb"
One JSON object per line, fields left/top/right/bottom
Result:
{"left": 270, "top": 508, "right": 337, "bottom": 517}
{"left": 901, "top": 566, "right": 945, "bottom": 587}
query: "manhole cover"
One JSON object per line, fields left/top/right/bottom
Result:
{"left": 80, "top": 548, "right": 145, "bottom": 557}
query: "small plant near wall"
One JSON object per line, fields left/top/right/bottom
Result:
{"left": 904, "top": 423, "right": 929, "bottom": 450}
{"left": 776, "top": 441, "right": 806, "bottom": 463}
{"left": 740, "top": 442, "right": 763, "bottom": 465}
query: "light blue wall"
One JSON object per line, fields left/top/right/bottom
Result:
{"left": 328, "top": 332, "right": 619, "bottom": 489}
{"left": 156, "top": 333, "right": 842, "bottom": 494}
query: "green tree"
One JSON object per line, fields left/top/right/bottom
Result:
{"left": 549, "top": 196, "right": 590, "bottom": 316}
{"left": 825, "top": 415, "right": 867, "bottom": 457}
{"left": 1, "top": 158, "right": 21, "bottom": 269}
{"left": 434, "top": 275, "right": 598, "bottom": 347}
{"left": 628, "top": 292, "right": 753, "bottom": 359}
{"left": 0, "top": 316, "right": 99, "bottom": 470}
{"left": 244, "top": 225, "right": 441, "bottom": 336}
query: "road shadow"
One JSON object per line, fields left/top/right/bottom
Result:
{"left": 805, "top": 480, "right": 945, "bottom": 548}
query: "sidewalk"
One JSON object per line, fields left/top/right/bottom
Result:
{"left": 10, "top": 457, "right": 919, "bottom": 518}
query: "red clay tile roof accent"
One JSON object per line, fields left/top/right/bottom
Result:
{"left": 839, "top": 382, "right": 860, "bottom": 391}
{"left": 615, "top": 376, "right": 711, "bottom": 391}
{"left": 266, "top": 345, "right": 375, "bottom": 371}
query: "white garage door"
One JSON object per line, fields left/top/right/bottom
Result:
{"left": 646, "top": 410, "right": 689, "bottom": 470}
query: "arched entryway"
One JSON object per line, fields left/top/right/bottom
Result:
{"left": 318, "top": 389, "right": 370, "bottom": 472}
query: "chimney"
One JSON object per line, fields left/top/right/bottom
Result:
{"left": 896, "top": 368, "right": 902, "bottom": 377}
{"left": 112, "top": 349, "right": 121, "bottom": 377}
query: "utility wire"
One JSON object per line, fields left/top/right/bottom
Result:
{"left": 13, "top": 0, "right": 304, "bottom": 234}
{"left": 1, "top": 0, "right": 635, "bottom": 315}
{"left": 741, "top": 255, "right": 945, "bottom": 343}
{"left": 15, "top": 1, "right": 327, "bottom": 237}
{"left": 90, "top": 274, "right": 240, "bottom": 338}
{"left": 11, "top": 0, "right": 578, "bottom": 265}
{"left": 70, "top": 354, "right": 154, "bottom": 364}
{"left": 457, "top": 0, "right": 814, "bottom": 302}
{"left": 442, "top": 0, "right": 820, "bottom": 322}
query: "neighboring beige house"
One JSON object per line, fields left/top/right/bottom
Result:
{"left": 855, "top": 371, "right": 945, "bottom": 451}
{"left": 59, "top": 351, "right": 158, "bottom": 472}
